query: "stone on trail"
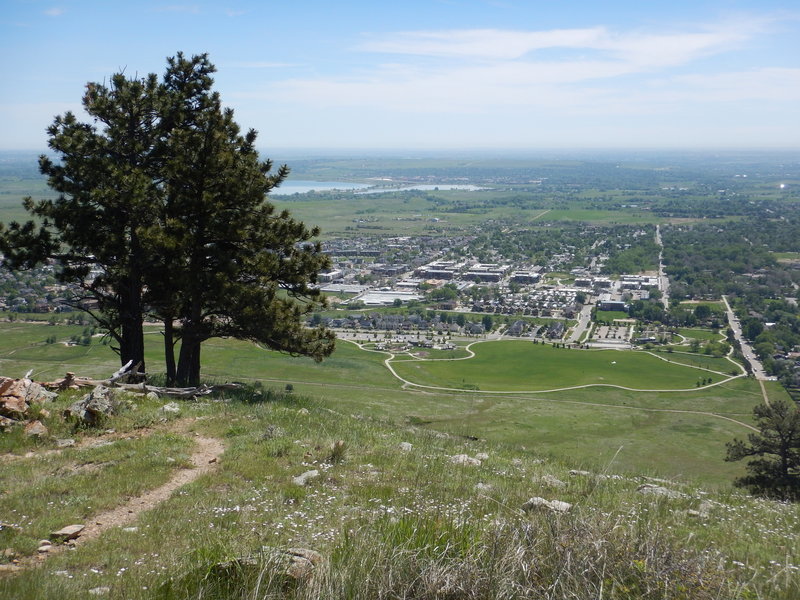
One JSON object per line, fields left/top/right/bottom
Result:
{"left": 50, "top": 524, "right": 85, "bottom": 542}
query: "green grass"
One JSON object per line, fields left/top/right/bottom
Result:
{"left": 391, "top": 340, "right": 712, "bottom": 392}
{"left": 594, "top": 310, "right": 630, "bottom": 322}
{"left": 1, "top": 389, "right": 797, "bottom": 599}
{"left": 678, "top": 327, "right": 724, "bottom": 342}
{"left": 0, "top": 322, "right": 781, "bottom": 486}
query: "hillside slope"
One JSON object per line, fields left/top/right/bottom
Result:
{"left": 1, "top": 384, "right": 798, "bottom": 599}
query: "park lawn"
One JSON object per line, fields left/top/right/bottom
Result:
{"left": 594, "top": 310, "right": 629, "bottom": 322}
{"left": 678, "top": 327, "right": 724, "bottom": 341}
{"left": 648, "top": 349, "right": 739, "bottom": 373}
{"left": 391, "top": 340, "right": 709, "bottom": 392}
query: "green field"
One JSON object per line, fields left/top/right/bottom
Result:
{"left": 0, "top": 321, "right": 785, "bottom": 485}
{"left": 594, "top": 309, "right": 630, "bottom": 322}
{"left": 390, "top": 341, "right": 725, "bottom": 392}
{"left": 678, "top": 327, "right": 725, "bottom": 341}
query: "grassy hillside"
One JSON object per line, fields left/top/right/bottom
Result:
{"left": 1, "top": 384, "right": 798, "bottom": 599}
{"left": 0, "top": 321, "right": 783, "bottom": 486}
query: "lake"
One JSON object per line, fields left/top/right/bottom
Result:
{"left": 272, "top": 180, "right": 372, "bottom": 195}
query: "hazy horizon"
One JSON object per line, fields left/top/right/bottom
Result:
{"left": 4, "top": 1, "right": 800, "bottom": 151}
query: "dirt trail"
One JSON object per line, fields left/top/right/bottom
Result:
{"left": 75, "top": 433, "right": 224, "bottom": 545}
{"left": 2, "top": 424, "right": 224, "bottom": 574}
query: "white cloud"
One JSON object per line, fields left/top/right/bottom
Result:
{"left": 358, "top": 17, "right": 770, "bottom": 67}
{"left": 43, "top": 7, "right": 65, "bottom": 17}
{"left": 263, "top": 16, "right": 791, "bottom": 119}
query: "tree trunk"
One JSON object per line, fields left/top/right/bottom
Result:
{"left": 175, "top": 330, "right": 202, "bottom": 387}
{"left": 163, "top": 318, "right": 176, "bottom": 386}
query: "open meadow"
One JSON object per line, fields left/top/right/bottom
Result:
{"left": 0, "top": 321, "right": 783, "bottom": 487}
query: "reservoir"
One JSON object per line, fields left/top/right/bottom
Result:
{"left": 272, "top": 180, "right": 372, "bottom": 195}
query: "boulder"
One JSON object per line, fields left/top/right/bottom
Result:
{"left": 24, "top": 420, "right": 48, "bottom": 438}
{"left": 398, "top": 441, "right": 413, "bottom": 452}
{"left": 475, "top": 452, "right": 489, "bottom": 461}
{"left": 0, "top": 377, "right": 57, "bottom": 420}
{"left": 64, "top": 386, "right": 117, "bottom": 425}
{"left": 522, "top": 496, "right": 572, "bottom": 514}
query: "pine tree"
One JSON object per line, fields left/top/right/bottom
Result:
{"left": 0, "top": 53, "right": 334, "bottom": 384}
{"left": 725, "top": 400, "right": 800, "bottom": 501}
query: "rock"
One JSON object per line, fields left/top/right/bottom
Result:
{"left": 37, "top": 545, "right": 52, "bottom": 553}
{"left": 474, "top": 482, "right": 493, "bottom": 492}
{"left": 212, "top": 547, "right": 323, "bottom": 585}
{"left": 522, "top": 496, "right": 572, "bottom": 514}
{"left": 0, "top": 415, "right": 18, "bottom": 431}
{"left": 0, "top": 564, "right": 22, "bottom": 574}
{"left": 450, "top": 454, "right": 481, "bottom": 466}
{"left": 146, "top": 391, "right": 160, "bottom": 401}
{"left": 50, "top": 524, "right": 85, "bottom": 542}
{"left": 261, "top": 424, "right": 285, "bottom": 440}
{"left": 537, "top": 474, "right": 567, "bottom": 488}
{"left": 511, "top": 458, "right": 523, "bottom": 466}
{"left": 292, "top": 469, "right": 320, "bottom": 486}
{"left": 88, "top": 587, "right": 111, "bottom": 596}
{"left": 160, "top": 401, "right": 181, "bottom": 414}
{"left": 569, "top": 469, "right": 592, "bottom": 477}
{"left": 637, "top": 484, "right": 686, "bottom": 499}
{"left": 38, "top": 540, "right": 52, "bottom": 547}
{"left": 24, "top": 420, "right": 48, "bottom": 437}
{"left": 56, "top": 438, "right": 76, "bottom": 448}
{"left": 475, "top": 452, "right": 489, "bottom": 461}
{"left": 38, "top": 408, "right": 51, "bottom": 419}
{"left": 398, "top": 441, "right": 413, "bottom": 452}
{"left": 0, "top": 376, "right": 57, "bottom": 420}
{"left": 122, "top": 527, "right": 139, "bottom": 533}
{"left": 266, "top": 547, "right": 324, "bottom": 580}
{"left": 64, "top": 386, "right": 117, "bottom": 426}
{"left": 297, "top": 408, "right": 310, "bottom": 416}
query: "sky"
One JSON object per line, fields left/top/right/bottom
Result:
{"left": 2, "top": 0, "right": 799, "bottom": 152}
